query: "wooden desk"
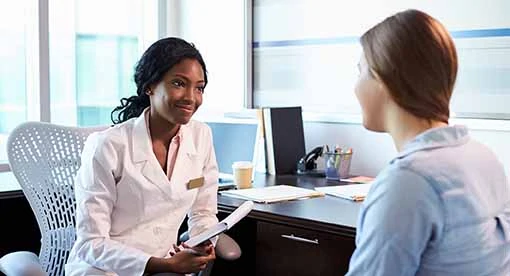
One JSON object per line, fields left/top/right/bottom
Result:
{"left": 0, "top": 174, "right": 362, "bottom": 276}
{"left": 213, "top": 174, "right": 362, "bottom": 276}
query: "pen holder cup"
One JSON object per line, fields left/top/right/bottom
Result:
{"left": 324, "top": 152, "right": 353, "bottom": 180}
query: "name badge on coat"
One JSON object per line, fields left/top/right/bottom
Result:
{"left": 187, "top": 177, "right": 205, "bottom": 189}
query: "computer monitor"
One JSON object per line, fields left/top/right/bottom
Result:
{"left": 207, "top": 122, "right": 258, "bottom": 177}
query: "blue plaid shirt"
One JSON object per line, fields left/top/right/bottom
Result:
{"left": 347, "top": 125, "right": 510, "bottom": 276}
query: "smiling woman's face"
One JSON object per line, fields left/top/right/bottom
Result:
{"left": 148, "top": 58, "right": 206, "bottom": 126}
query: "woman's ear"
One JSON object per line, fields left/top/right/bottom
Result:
{"left": 378, "top": 81, "right": 392, "bottom": 105}
{"left": 371, "top": 72, "right": 393, "bottom": 108}
{"left": 146, "top": 83, "right": 156, "bottom": 95}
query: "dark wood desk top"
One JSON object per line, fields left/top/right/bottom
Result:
{"left": 0, "top": 189, "right": 24, "bottom": 200}
{"left": 1, "top": 174, "right": 363, "bottom": 236}
{"left": 218, "top": 174, "right": 362, "bottom": 237}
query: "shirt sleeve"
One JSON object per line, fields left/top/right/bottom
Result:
{"left": 346, "top": 167, "right": 445, "bottom": 276}
{"left": 187, "top": 126, "right": 219, "bottom": 244}
{"left": 72, "top": 133, "right": 151, "bottom": 275}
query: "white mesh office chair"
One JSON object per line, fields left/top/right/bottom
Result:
{"left": 1, "top": 122, "right": 107, "bottom": 276}
{"left": 0, "top": 121, "right": 240, "bottom": 276}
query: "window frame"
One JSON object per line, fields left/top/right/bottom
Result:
{"left": 0, "top": 0, "right": 163, "bottom": 173}
{"left": 244, "top": 0, "right": 254, "bottom": 109}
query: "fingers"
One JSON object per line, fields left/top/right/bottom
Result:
{"left": 168, "top": 247, "right": 215, "bottom": 273}
{"left": 197, "top": 250, "right": 216, "bottom": 263}
{"left": 182, "top": 254, "right": 211, "bottom": 273}
{"left": 201, "top": 240, "right": 212, "bottom": 247}
{"left": 196, "top": 240, "right": 212, "bottom": 249}
{"left": 194, "top": 256, "right": 212, "bottom": 272}
{"left": 173, "top": 244, "right": 182, "bottom": 253}
{"left": 192, "top": 243, "right": 214, "bottom": 255}
{"left": 202, "top": 244, "right": 214, "bottom": 256}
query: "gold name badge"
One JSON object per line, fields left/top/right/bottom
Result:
{"left": 187, "top": 177, "right": 205, "bottom": 189}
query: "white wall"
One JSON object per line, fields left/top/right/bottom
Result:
{"left": 165, "top": 1, "right": 510, "bottom": 179}
{"left": 304, "top": 122, "right": 510, "bottom": 178}
{"left": 165, "top": 0, "right": 246, "bottom": 113}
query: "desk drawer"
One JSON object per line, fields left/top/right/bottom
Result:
{"left": 256, "top": 221, "right": 355, "bottom": 276}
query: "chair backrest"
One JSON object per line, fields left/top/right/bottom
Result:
{"left": 7, "top": 122, "right": 107, "bottom": 276}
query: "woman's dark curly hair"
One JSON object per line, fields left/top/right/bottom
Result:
{"left": 111, "top": 37, "right": 208, "bottom": 124}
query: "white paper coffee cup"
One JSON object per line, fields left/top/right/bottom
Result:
{"left": 232, "top": 161, "right": 253, "bottom": 189}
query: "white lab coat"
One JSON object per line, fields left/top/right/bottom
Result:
{"left": 65, "top": 114, "right": 219, "bottom": 276}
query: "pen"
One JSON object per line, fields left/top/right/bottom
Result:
{"left": 309, "top": 191, "right": 325, "bottom": 198}
{"left": 334, "top": 145, "right": 341, "bottom": 170}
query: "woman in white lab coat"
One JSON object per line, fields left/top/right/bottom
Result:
{"left": 65, "top": 37, "right": 219, "bottom": 275}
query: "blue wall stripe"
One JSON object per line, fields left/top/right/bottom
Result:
{"left": 450, "top": 28, "right": 510, "bottom": 38}
{"left": 253, "top": 28, "right": 510, "bottom": 48}
{"left": 253, "top": 36, "right": 358, "bottom": 48}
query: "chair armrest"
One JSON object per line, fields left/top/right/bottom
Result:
{"left": 179, "top": 231, "right": 241, "bottom": 261}
{"left": 0, "top": 251, "right": 46, "bottom": 276}
{"left": 215, "top": 233, "right": 241, "bottom": 261}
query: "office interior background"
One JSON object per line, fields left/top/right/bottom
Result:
{"left": 0, "top": 0, "right": 509, "bottom": 191}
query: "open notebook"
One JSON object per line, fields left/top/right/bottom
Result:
{"left": 185, "top": 201, "right": 254, "bottom": 247}
{"left": 219, "top": 185, "right": 324, "bottom": 204}
{"left": 315, "top": 183, "right": 372, "bottom": 201}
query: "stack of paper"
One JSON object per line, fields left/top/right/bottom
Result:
{"left": 219, "top": 185, "right": 324, "bottom": 204}
{"left": 315, "top": 183, "right": 372, "bottom": 201}
{"left": 340, "top": 176, "right": 374, "bottom": 184}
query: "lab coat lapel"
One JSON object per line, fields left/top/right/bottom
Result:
{"left": 169, "top": 123, "right": 198, "bottom": 196}
{"left": 131, "top": 114, "right": 173, "bottom": 199}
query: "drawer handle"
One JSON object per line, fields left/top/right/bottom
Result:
{"left": 281, "top": 234, "right": 319, "bottom": 245}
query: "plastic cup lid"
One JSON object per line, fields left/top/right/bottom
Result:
{"left": 232, "top": 161, "right": 253, "bottom": 169}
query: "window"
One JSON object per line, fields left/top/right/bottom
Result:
{"left": 0, "top": 1, "right": 34, "bottom": 163}
{"left": 171, "top": 0, "right": 249, "bottom": 115}
{"left": 0, "top": 0, "right": 158, "bottom": 174}
{"left": 50, "top": 0, "right": 158, "bottom": 127}
{"left": 252, "top": 0, "right": 510, "bottom": 120}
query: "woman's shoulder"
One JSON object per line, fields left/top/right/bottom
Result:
{"left": 374, "top": 164, "right": 433, "bottom": 192}
{"left": 393, "top": 137, "right": 505, "bottom": 187}
{"left": 85, "top": 119, "right": 135, "bottom": 149}
{"left": 367, "top": 165, "right": 443, "bottom": 214}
